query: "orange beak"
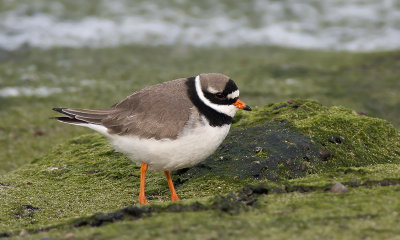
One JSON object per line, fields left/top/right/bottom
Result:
{"left": 233, "top": 99, "right": 252, "bottom": 111}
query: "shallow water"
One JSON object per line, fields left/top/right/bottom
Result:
{"left": 0, "top": 0, "right": 399, "bottom": 51}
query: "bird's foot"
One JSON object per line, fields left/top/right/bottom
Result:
{"left": 138, "top": 195, "right": 149, "bottom": 205}
{"left": 171, "top": 194, "right": 180, "bottom": 202}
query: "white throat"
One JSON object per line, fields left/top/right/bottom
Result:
{"left": 194, "top": 75, "right": 237, "bottom": 118}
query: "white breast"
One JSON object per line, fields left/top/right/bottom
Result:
{"left": 92, "top": 118, "right": 230, "bottom": 171}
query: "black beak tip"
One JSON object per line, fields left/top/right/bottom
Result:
{"left": 243, "top": 105, "right": 252, "bottom": 111}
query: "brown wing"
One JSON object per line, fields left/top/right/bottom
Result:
{"left": 102, "top": 78, "right": 193, "bottom": 140}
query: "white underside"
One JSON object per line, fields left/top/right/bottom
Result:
{"left": 78, "top": 119, "right": 230, "bottom": 171}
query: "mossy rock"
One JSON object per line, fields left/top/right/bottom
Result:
{"left": 1, "top": 99, "right": 399, "bottom": 237}
{"left": 176, "top": 99, "right": 400, "bottom": 183}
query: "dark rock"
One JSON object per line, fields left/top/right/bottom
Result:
{"left": 0, "top": 232, "right": 11, "bottom": 238}
{"left": 23, "top": 205, "right": 40, "bottom": 211}
{"left": 273, "top": 104, "right": 287, "bottom": 110}
{"left": 167, "top": 202, "right": 207, "bottom": 212}
{"left": 14, "top": 205, "right": 40, "bottom": 218}
{"left": 73, "top": 206, "right": 150, "bottom": 227}
{"left": 242, "top": 184, "right": 269, "bottom": 195}
{"left": 328, "top": 135, "right": 344, "bottom": 144}
{"left": 291, "top": 104, "right": 300, "bottom": 109}
{"left": 300, "top": 143, "right": 311, "bottom": 150}
{"left": 212, "top": 193, "right": 245, "bottom": 215}
{"left": 174, "top": 168, "right": 190, "bottom": 175}
{"left": 380, "top": 179, "right": 391, "bottom": 186}
{"left": 166, "top": 204, "right": 186, "bottom": 212}
{"left": 175, "top": 121, "right": 322, "bottom": 182}
{"left": 197, "top": 163, "right": 212, "bottom": 169}
{"left": 349, "top": 178, "right": 361, "bottom": 187}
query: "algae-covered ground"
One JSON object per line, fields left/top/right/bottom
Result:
{"left": 1, "top": 44, "right": 400, "bottom": 239}
{"left": 1, "top": 46, "right": 400, "bottom": 175}
{"left": 1, "top": 99, "right": 400, "bottom": 239}
{"left": 1, "top": 2, "right": 400, "bottom": 239}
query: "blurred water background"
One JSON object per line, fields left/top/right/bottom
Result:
{"left": 1, "top": 0, "right": 400, "bottom": 51}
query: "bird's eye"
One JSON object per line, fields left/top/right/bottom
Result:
{"left": 215, "top": 92, "right": 225, "bottom": 99}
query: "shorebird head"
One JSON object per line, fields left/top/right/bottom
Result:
{"left": 194, "top": 73, "right": 251, "bottom": 118}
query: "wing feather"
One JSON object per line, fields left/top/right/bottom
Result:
{"left": 103, "top": 78, "right": 192, "bottom": 140}
{"left": 53, "top": 78, "right": 193, "bottom": 140}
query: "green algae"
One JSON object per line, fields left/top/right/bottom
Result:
{"left": 180, "top": 99, "right": 400, "bottom": 184}
{"left": 235, "top": 99, "right": 400, "bottom": 167}
{"left": 10, "top": 185, "right": 400, "bottom": 240}
{"left": 1, "top": 100, "right": 400, "bottom": 239}
{"left": 0, "top": 134, "right": 157, "bottom": 234}
{"left": 2, "top": 46, "right": 400, "bottom": 174}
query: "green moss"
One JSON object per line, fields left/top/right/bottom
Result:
{"left": 2, "top": 46, "right": 400, "bottom": 174}
{"left": 0, "top": 134, "right": 148, "bottom": 234}
{"left": 235, "top": 99, "right": 400, "bottom": 168}
{"left": 15, "top": 185, "right": 400, "bottom": 240}
{"left": 1, "top": 100, "right": 400, "bottom": 239}
{"left": 181, "top": 99, "right": 400, "bottom": 183}
{"left": 283, "top": 100, "right": 400, "bottom": 168}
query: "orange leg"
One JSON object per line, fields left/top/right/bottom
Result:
{"left": 164, "top": 171, "right": 180, "bottom": 202}
{"left": 138, "top": 163, "right": 149, "bottom": 204}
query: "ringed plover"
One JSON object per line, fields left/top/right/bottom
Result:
{"left": 53, "top": 73, "right": 251, "bottom": 204}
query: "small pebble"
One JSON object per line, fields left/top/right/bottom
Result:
{"left": 319, "top": 149, "right": 332, "bottom": 161}
{"left": 33, "top": 129, "right": 45, "bottom": 136}
{"left": 254, "top": 147, "right": 262, "bottom": 153}
{"left": 300, "top": 164, "right": 307, "bottom": 172}
{"left": 328, "top": 135, "right": 344, "bottom": 144}
{"left": 65, "top": 233, "right": 75, "bottom": 239}
{"left": 330, "top": 182, "right": 348, "bottom": 193}
{"left": 19, "top": 229, "right": 28, "bottom": 236}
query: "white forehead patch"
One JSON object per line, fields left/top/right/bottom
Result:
{"left": 207, "top": 86, "right": 219, "bottom": 94}
{"left": 227, "top": 90, "right": 239, "bottom": 99}
{"left": 195, "top": 75, "right": 237, "bottom": 118}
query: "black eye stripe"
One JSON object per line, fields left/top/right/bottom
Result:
{"left": 201, "top": 79, "right": 239, "bottom": 105}
{"left": 203, "top": 91, "right": 236, "bottom": 105}
{"left": 223, "top": 79, "right": 238, "bottom": 95}
{"left": 215, "top": 92, "right": 225, "bottom": 99}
